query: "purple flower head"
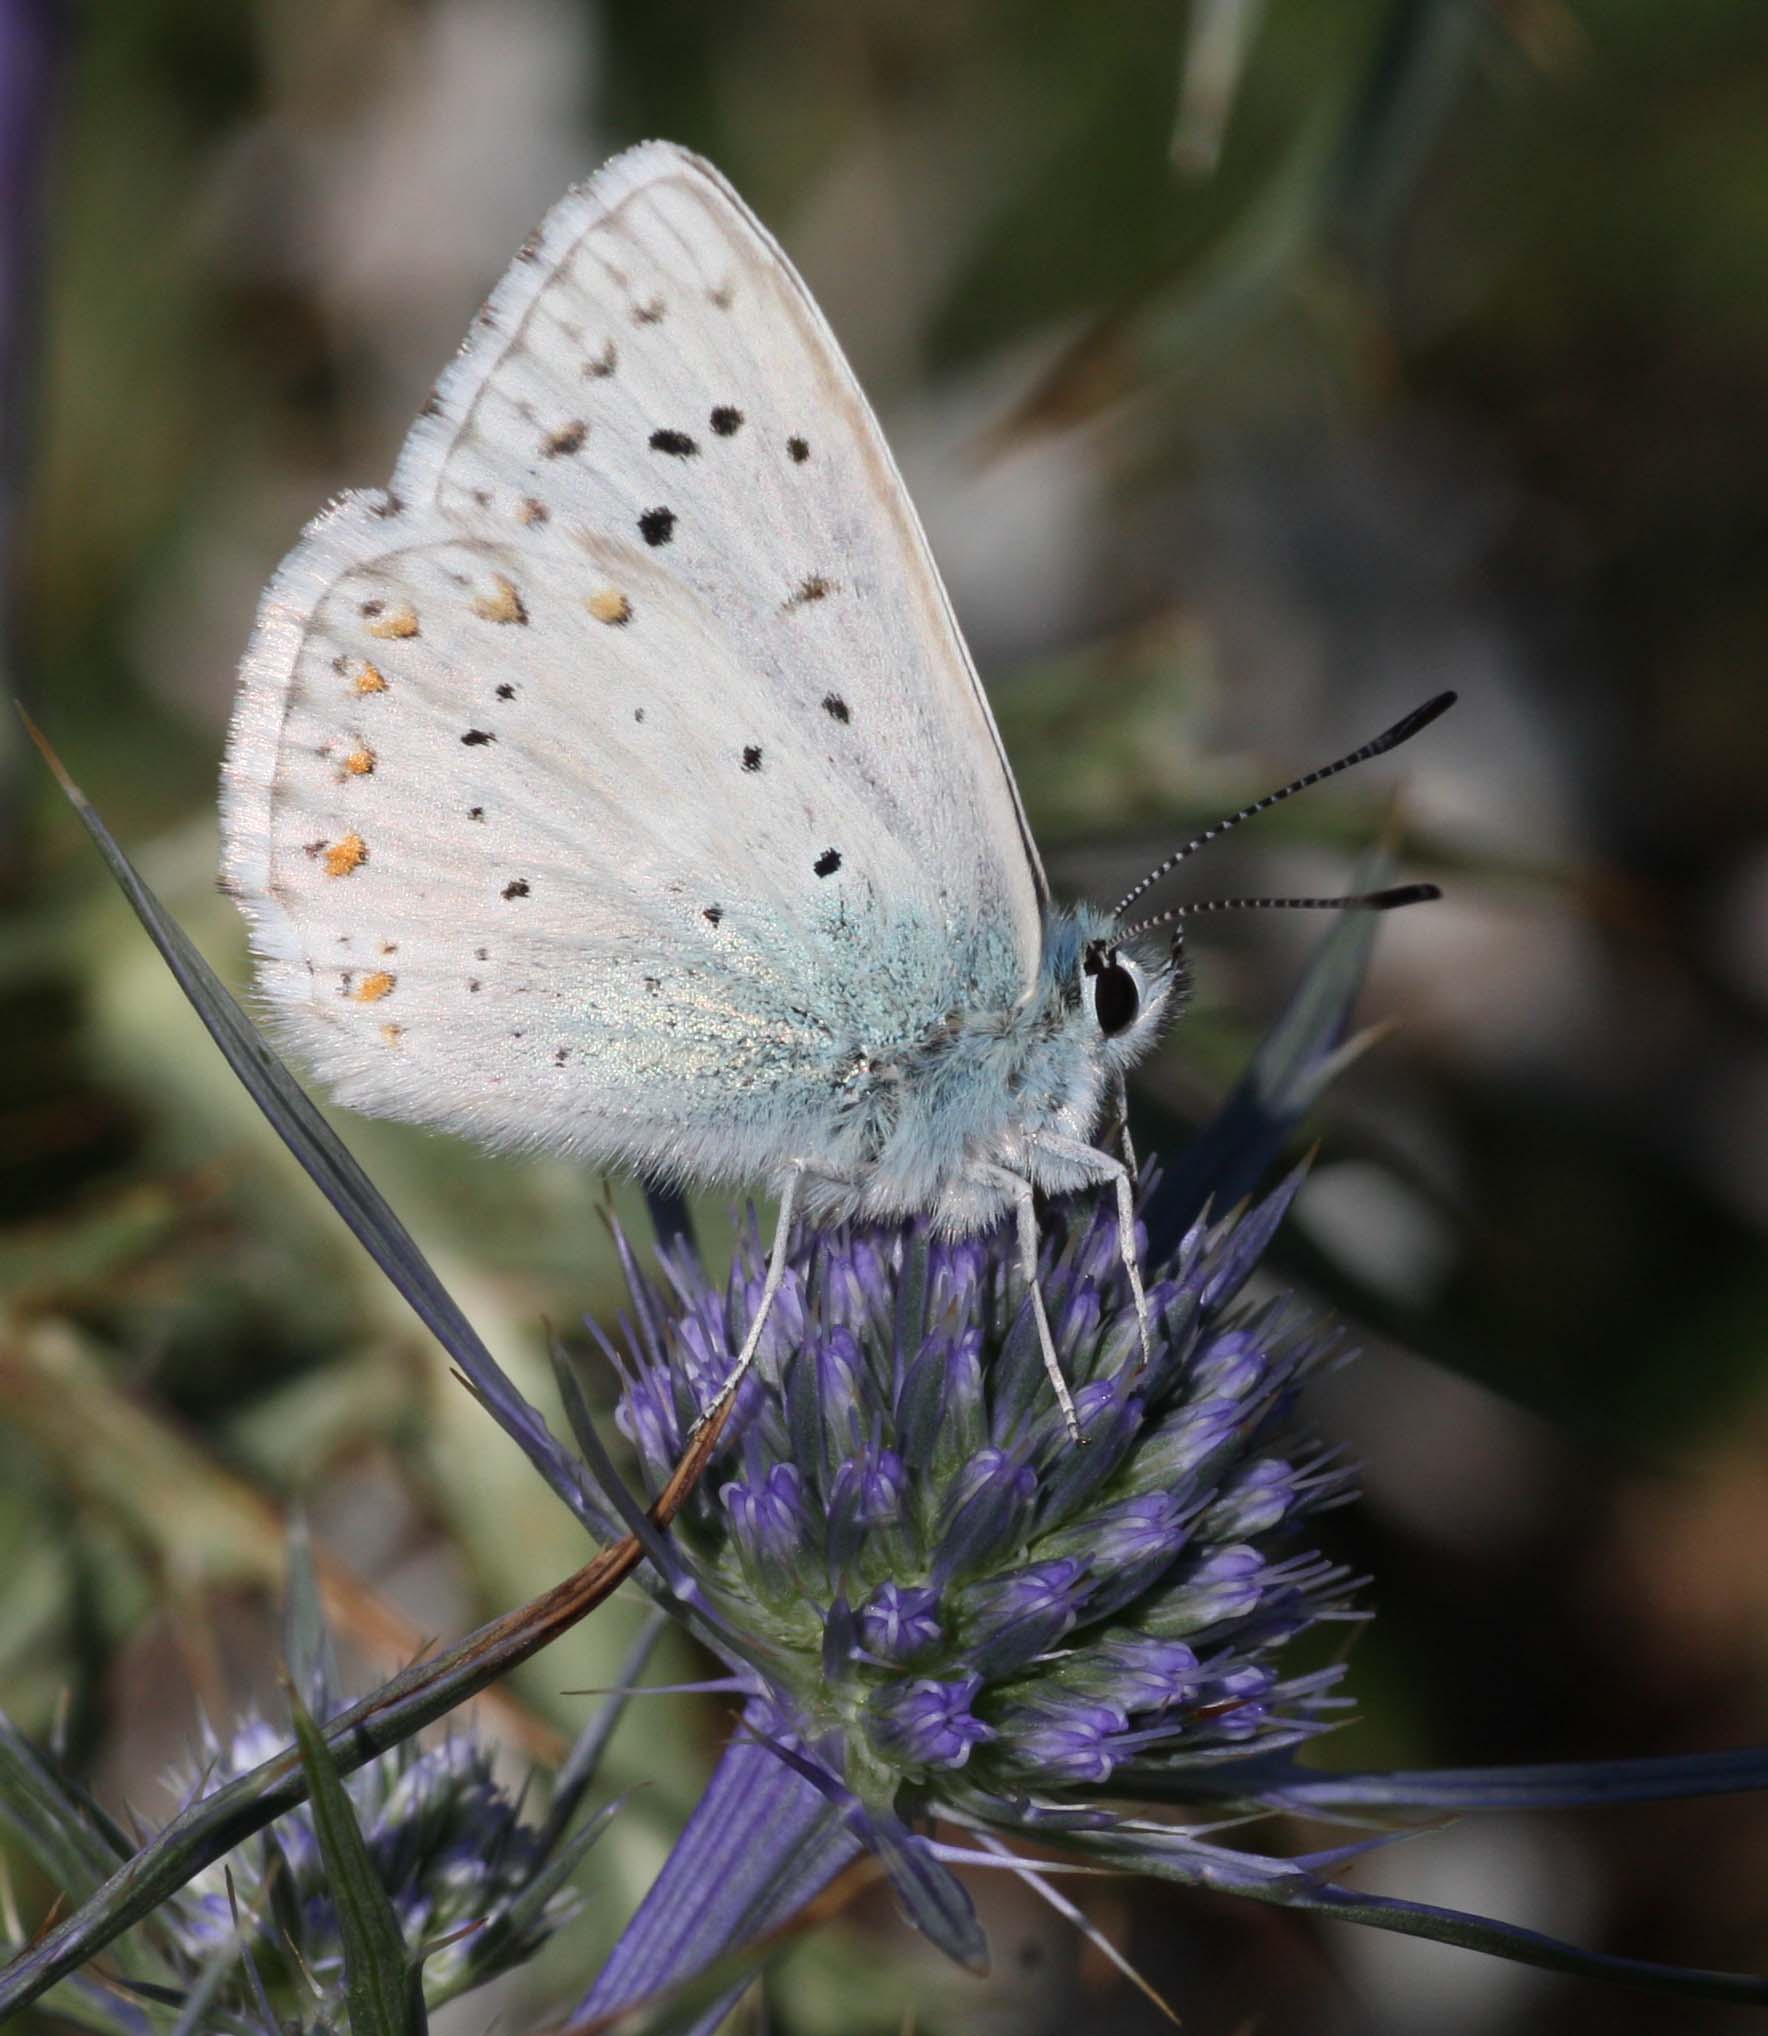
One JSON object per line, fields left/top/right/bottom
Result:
{"left": 1199, "top": 1661, "right": 1278, "bottom": 1734}
{"left": 591, "top": 1172, "right": 1358, "bottom": 1850}
{"left": 722, "top": 1460, "right": 812, "bottom": 1571}
{"left": 998, "top": 1697, "right": 1133, "bottom": 1785}
{"left": 928, "top": 1233, "right": 989, "bottom": 1313}
{"left": 1093, "top": 1635, "right": 1203, "bottom": 1712}
{"left": 1206, "top": 1456, "right": 1299, "bottom": 1538}
{"left": 673, "top": 1307, "right": 748, "bottom": 1415}
{"left": 815, "top": 1327, "right": 865, "bottom": 1434}
{"left": 1075, "top": 1489, "right": 1192, "bottom": 1573}
{"left": 872, "top": 1674, "right": 994, "bottom": 1772}
{"left": 162, "top": 1696, "right": 585, "bottom": 2020}
{"left": 613, "top": 1358, "right": 678, "bottom": 1481}
{"left": 1052, "top": 1274, "right": 1103, "bottom": 1355}
{"left": 961, "top": 1557, "right": 1088, "bottom": 1676}
{"left": 934, "top": 1447, "right": 1039, "bottom": 1581}
{"left": 827, "top": 1447, "right": 910, "bottom": 1568}
{"left": 1146, "top": 1544, "right": 1268, "bottom": 1635}
{"left": 1191, "top": 1328, "right": 1269, "bottom": 1400}
{"left": 1123, "top": 1392, "right": 1245, "bottom": 1490}
{"left": 835, "top": 1446, "right": 907, "bottom": 1526}
{"left": 859, "top": 1580, "right": 944, "bottom": 1663}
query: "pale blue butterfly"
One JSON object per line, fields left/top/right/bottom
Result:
{"left": 222, "top": 142, "right": 1447, "bottom": 1437}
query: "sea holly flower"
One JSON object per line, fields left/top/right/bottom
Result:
{"left": 0, "top": 1581, "right": 626, "bottom": 2034}
{"left": 589, "top": 1169, "right": 1353, "bottom": 1827}
{"left": 162, "top": 1708, "right": 580, "bottom": 2011}
{"left": 571, "top": 1168, "right": 1363, "bottom": 2010}
{"left": 570, "top": 1178, "right": 1768, "bottom": 2031}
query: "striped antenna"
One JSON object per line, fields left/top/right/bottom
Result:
{"left": 1110, "top": 692, "right": 1457, "bottom": 922}
{"left": 1119, "top": 882, "right": 1441, "bottom": 943}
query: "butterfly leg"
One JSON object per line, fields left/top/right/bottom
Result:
{"left": 689, "top": 1160, "right": 808, "bottom": 1435}
{"left": 1119, "top": 1121, "right": 1139, "bottom": 1181}
{"left": 1029, "top": 1135, "right": 1154, "bottom": 1372}
{"left": 977, "top": 1165, "right": 1085, "bottom": 1443}
{"left": 1110, "top": 1077, "right": 1139, "bottom": 1183}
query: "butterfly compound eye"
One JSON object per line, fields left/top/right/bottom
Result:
{"left": 1092, "top": 958, "right": 1139, "bottom": 1038}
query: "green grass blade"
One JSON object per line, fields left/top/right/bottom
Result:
{"left": 0, "top": 1713, "right": 132, "bottom": 1898}
{"left": 290, "top": 1696, "right": 426, "bottom": 2036}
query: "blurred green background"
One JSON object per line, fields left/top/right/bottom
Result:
{"left": 4, "top": 1, "right": 1768, "bottom": 2030}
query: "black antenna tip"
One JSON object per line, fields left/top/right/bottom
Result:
{"left": 1366, "top": 882, "right": 1442, "bottom": 910}
{"left": 1374, "top": 691, "right": 1458, "bottom": 754}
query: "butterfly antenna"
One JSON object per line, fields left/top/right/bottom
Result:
{"left": 1119, "top": 882, "right": 1440, "bottom": 943}
{"left": 1110, "top": 691, "right": 1457, "bottom": 922}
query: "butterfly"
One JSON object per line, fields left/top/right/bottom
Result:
{"left": 222, "top": 141, "right": 1448, "bottom": 1438}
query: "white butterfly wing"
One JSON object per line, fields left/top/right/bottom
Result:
{"left": 222, "top": 142, "right": 1046, "bottom": 1180}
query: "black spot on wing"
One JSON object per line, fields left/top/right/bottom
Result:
{"left": 503, "top": 878, "right": 531, "bottom": 900}
{"left": 742, "top": 745, "right": 762, "bottom": 772}
{"left": 787, "top": 436, "right": 810, "bottom": 463}
{"left": 702, "top": 905, "right": 723, "bottom": 925}
{"left": 638, "top": 507, "right": 676, "bottom": 546}
{"left": 649, "top": 428, "right": 698, "bottom": 457}
{"left": 821, "top": 693, "right": 850, "bottom": 723}
{"left": 814, "top": 848, "right": 842, "bottom": 878}
{"left": 495, "top": 683, "right": 516, "bottom": 700}
{"left": 461, "top": 728, "right": 496, "bottom": 746}
{"left": 710, "top": 405, "right": 743, "bottom": 436}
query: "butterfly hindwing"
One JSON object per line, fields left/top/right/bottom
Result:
{"left": 222, "top": 143, "right": 1045, "bottom": 1177}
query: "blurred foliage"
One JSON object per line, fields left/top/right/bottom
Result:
{"left": 3, "top": 2, "right": 1768, "bottom": 2032}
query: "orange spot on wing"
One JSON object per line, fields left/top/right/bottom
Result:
{"left": 354, "top": 662, "right": 388, "bottom": 694}
{"left": 588, "top": 589, "right": 632, "bottom": 625}
{"left": 323, "top": 833, "right": 367, "bottom": 877}
{"left": 367, "top": 605, "right": 419, "bottom": 640}
{"left": 355, "top": 970, "right": 396, "bottom": 1003}
{"left": 472, "top": 573, "right": 529, "bottom": 625}
{"left": 343, "top": 748, "right": 375, "bottom": 776}
{"left": 379, "top": 1022, "right": 403, "bottom": 1044}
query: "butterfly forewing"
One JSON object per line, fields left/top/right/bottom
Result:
{"left": 223, "top": 142, "right": 1045, "bottom": 1175}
